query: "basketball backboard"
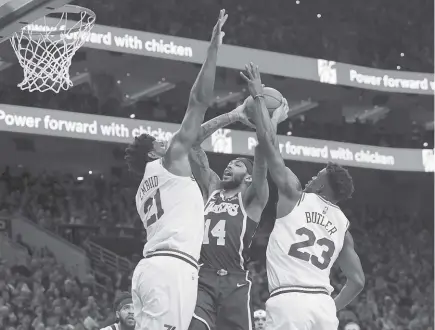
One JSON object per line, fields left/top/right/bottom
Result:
{"left": 0, "top": 0, "right": 70, "bottom": 42}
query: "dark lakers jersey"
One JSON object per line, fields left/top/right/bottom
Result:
{"left": 200, "top": 190, "right": 258, "bottom": 271}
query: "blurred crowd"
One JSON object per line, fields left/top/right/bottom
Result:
{"left": 0, "top": 83, "right": 432, "bottom": 149}
{"left": 0, "top": 166, "right": 138, "bottom": 236}
{"left": 74, "top": 0, "right": 434, "bottom": 72}
{"left": 0, "top": 245, "right": 120, "bottom": 330}
{"left": 0, "top": 165, "right": 433, "bottom": 329}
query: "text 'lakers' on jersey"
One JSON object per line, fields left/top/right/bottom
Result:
{"left": 267, "top": 193, "right": 350, "bottom": 294}
{"left": 201, "top": 190, "right": 258, "bottom": 271}
{"left": 135, "top": 159, "right": 204, "bottom": 260}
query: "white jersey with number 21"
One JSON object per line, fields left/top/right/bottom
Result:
{"left": 267, "top": 192, "right": 350, "bottom": 294}
{"left": 135, "top": 158, "right": 205, "bottom": 260}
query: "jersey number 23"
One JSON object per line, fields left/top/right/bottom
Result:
{"left": 288, "top": 227, "right": 336, "bottom": 270}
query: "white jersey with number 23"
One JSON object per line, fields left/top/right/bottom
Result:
{"left": 267, "top": 192, "right": 350, "bottom": 294}
{"left": 135, "top": 158, "right": 205, "bottom": 260}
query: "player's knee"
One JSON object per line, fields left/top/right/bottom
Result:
{"left": 188, "top": 318, "right": 209, "bottom": 330}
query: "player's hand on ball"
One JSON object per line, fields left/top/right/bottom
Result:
{"left": 240, "top": 62, "right": 264, "bottom": 98}
{"left": 232, "top": 98, "right": 256, "bottom": 129}
{"left": 272, "top": 98, "right": 290, "bottom": 123}
{"left": 211, "top": 9, "right": 228, "bottom": 47}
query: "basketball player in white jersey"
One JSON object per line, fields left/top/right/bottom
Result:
{"left": 241, "top": 63, "right": 365, "bottom": 330}
{"left": 124, "top": 10, "right": 228, "bottom": 330}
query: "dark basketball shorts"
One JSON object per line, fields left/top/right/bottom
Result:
{"left": 189, "top": 267, "right": 253, "bottom": 330}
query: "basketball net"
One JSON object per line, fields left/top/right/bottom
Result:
{"left": 10, "top": 6, "right": 96, "bottom": 93}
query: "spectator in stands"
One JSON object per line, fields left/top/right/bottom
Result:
{"left": 0, "top": 248, "right": 117, "bottom": 330}
{"left": 253, "top": 309, "right": 266, "bottom": 330}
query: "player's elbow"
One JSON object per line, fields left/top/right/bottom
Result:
{"left": 255, "top": 186, "right": 269, "bottom": 208}
{"left": 189, "top": 90, "right": 211, "bottom": 109}
{"left": 349, "top": 271, "right": 365, "bottom": 290}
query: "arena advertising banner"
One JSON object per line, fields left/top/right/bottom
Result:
{"left": 0, "top": 104, "right": 433, "bottom": 173}
{"left": 317, "top": 60, "right": 434, "bottom": 95}
{"left": 31, "top": 19, "right": 434, "bottom": 95}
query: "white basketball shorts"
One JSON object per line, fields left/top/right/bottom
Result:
{"left": 265, "top": 289, "right": 339, "bottom": 330}
{"left": 132, "top": 249, "right": 199, "bottom": 330}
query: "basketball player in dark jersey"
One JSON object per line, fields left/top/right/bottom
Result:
{"left": 187, "top": 99, "right": 288, "bottom": 330}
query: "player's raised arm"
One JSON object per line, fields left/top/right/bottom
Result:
{"left": 334, "top": 231, "right": 365, "bottom": 311}
{"left": 240, "top": 63, "right": 302, "bottom": 201}
{"left": 242, "top": 106, "right": 289, "bottom": 219}
{"left": 164, "top": 10, "right": 227, "bottom": 174}
{"left": 242, "top": 103, "right": 290, "bottom": 218}
{"left": 189, "top": 100, "right": 254, "bottom": 200}
{"left": 242, "top": 145, "right": 269, "bottom": 221}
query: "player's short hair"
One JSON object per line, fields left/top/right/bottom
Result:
{"left": 325, "top": 162, "right": 354, "bottom": 202}
{"left": 113, "top": 291, "right": 132, "bottom": 312}
{"left": 125, "top": 134, "right": 156, "bottom": 175}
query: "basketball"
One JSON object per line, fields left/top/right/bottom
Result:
{"left": 246, "top": 87, "right": 283, "bottom": 119}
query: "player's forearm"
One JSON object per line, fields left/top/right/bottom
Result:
{"left": 189, "top": 146, "right": 221, "bottom": 199}
{"left": 190, "top": 145, "right": 211, "bottom": 170}
{"left": 270, "top": 117, "right": 279, "bottom": 135}
{"left": 334, "top": 280, "right": 365, "bottom": 311}
{"left": 251, "top": 97, "right": 279, "bottom": 152}
{"left": 195, "top": 111, "right": 239, "bottom": 145}
{"left": 253, "top": 145, "right": 268, "bottom": 179}
{"left": 189, "top": 45, "right": 219, "bottom": 108}
{"left": 189, "top": 147, "right": 211, "bottom": 193}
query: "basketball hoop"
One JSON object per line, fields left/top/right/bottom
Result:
{"left": 10, "top": 5, "right": 96, "bottom": 93}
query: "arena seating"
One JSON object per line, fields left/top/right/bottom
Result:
{"left": 74, "top": 0, "right": 434, "bottom": 73}
{"left": 0, "top": 242, "right": 119, "bottom": 329}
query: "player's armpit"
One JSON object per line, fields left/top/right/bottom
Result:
{"left": 334, "top": 231, "right": 365, "bottom": 311}
{"left": 189, "top": 146, "right": 221, "bottom": 201}
{"left": 270, "top": 155, "right": 302, "bottom": 198}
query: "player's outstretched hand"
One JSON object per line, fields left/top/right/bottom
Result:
{"left": 231, "top": 98, "right": 256, "bottom": 129}
{"left": 210, "top": 9, "right": 228, "bottom": 47}
{"left": 272, "top": 98, "right": 290, "bottom": 123}
{"left": 240, "top": 62, "right": 264, "bottom": 99}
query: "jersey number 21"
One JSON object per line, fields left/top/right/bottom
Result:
{"left": 144, "top": 189, "right": 165, "bottom": 227}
